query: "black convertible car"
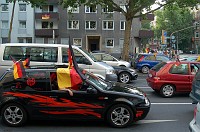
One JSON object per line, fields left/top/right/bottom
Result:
{"left": 113, "top": 66, "right": 138, "bottom": 84}
{"left": 0, "top": 66, "right": 150, "bottom": 128}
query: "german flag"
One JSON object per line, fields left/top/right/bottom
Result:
{"left": 23, "top": 58, "right": 30, "bottom": 68}
{"left": 13, "top": 60, "right": 26, "bottom": 79}
{"left": 57, "top": 43, "right": 86, "bottom": 89}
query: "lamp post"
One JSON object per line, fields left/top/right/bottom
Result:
{"left": 170, "top": 25, "right": 196, "bottom": 57}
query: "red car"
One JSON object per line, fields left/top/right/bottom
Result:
{"left": 146, "top": 61, "right": 200, "bottom": 97}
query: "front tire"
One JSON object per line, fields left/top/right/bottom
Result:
{"left": 106, "top": 104, "right": 134, "bottom": 128}
{"left": 141, "top": 66, "right": 149, "bottom": 74}
{"left": 160, "top": 84, "right": 175, "bottom": 97}
{"left": 118, "top": 72, "right": 131, "bottom": 83}
{"left": 1, "top": 103, "right": 27, "bottom": 127}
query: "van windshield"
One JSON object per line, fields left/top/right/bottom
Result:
{"left": 80, "top": 48, "right": 98, "bottom": 62}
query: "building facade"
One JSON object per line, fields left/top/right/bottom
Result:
{"left": 0, "top": 0, "right": 154, "bottom": 54}
{"left": 0, "top": 0, "right": 34, "bottom": 43}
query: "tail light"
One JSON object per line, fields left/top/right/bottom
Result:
{"left": 138, "top": 56, "right": 145, "bottom": 62}
{"left": 194, "top": 106, "right": 197, "bottom": 120}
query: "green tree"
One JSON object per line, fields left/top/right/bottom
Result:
{"left": 153, "top": 4, "right": 194, "bottom": 51}
{"left": 60, "top": 0, "right": 200, "bottom": 61}
{"left": 7, "top": 0, "right": 46, "bottom": 43}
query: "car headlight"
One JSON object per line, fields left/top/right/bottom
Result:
{"left": 106, "top": 69, "right": 115, "bottom": 74}
{"left": 129, "top": 69, "right": 136, "bottom": 73}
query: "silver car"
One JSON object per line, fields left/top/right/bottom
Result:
{"left": 92, "top": 53, "right": 131, "bottom": 68}
{"left": 189, "top": 102, "right": 200, "bottom": 132}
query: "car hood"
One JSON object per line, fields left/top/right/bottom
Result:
{"left": 108, "top": 82, "right": 144, "bottom": 97}
{"left": 95, "top": 62, "right": 114, "bottom": 70}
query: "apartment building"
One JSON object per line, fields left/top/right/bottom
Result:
{"left": 0, "top": 0, "right": 154, "bottom": 54}
{"left": 0, "top": 0, "right": 34, "bottom": 43}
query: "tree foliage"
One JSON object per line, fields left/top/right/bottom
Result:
{"left": 60, "top": 0, "right": 200, "bottom": 61}
{"left": 153, "top": 4, "right": 194, "bottom": 51}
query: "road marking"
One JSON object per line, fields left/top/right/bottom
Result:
{"left": 151, "top": 103, "right": 192, "bottom": 105}
{"left": 135, "top": 120, "right": 177, "bottom": 124}
{"left": 137, "top": 86, "right": 151, "bottom": 89}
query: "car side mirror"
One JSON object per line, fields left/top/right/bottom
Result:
{"left": 87, "top": 87, "right": 97, "bottom": 94}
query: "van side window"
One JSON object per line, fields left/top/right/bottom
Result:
{"left": 3, "top": 46, "right": 58, "bottom": 62}
{"left": 62, "top": 47, "right": 89, "bottom": 64}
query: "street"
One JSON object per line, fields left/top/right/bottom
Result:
{"left": 0, "top": 72, "right": 195, "bottom": 132}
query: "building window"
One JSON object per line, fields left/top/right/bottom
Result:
{"left": 61, "top": 38, "right": 69, "bottom": 44}
{"left": 19, "top": 4, "right": 26, "bottom": 12}
{"left": 195, "top": 32, "right": 199, "bottom": 38}
{"left": 85, "top": 5, "right": 97, "bottom": 13}
{"left": 102, "top": 21, "right": 114, "bottom": 30}
{"left": 2, "top": 38, "right": 8, "bottom": 44}
{"left": 73, "top": 38, "right": 82, "bottom": 47}
{"left": 19, "top": 21, "right": 26, "bottom": 28}
{"left": 42, "top": 21, "right": 53, "bottom": 29}
{"left": 67, "top": 6, "right": 79, "bottom": 13}
{"left": 67, "top": 20, "right": 79, "bottom": 29}
{"left": 2, "top": 21, "right": 9, "bottom": 29}
{"left": 85, "top": 21, "right": 96, "bottom": 30}
{"left": 102, "top": 6, "right": 114, "bottom": 13}
{"left": 120, "top": 21, "right": 125, "bottom": 30}
{"left": 42, "top": 5, "right": 53, "bottom": 12}
{"left": 106, "top": 38, "right": 114, "bottom": 48}
{"left": 1, "top": 4, "right": 8, "bottom": 12}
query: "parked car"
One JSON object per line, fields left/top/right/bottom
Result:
{"left": 134, "top": 53, "right": 170, "bottom": 74}
{"left": 190, "top": 66, "right": 200, "bottom": 103}
{"left": 179, "top": 54, "right": 198, "bottom": 62}
{"left": 113, "top": 66, "right": 138, "bottom": 84}
{"left": 92, "top": 53, "right": 131, "bottom": 68}
{"left": 0, "top": 66, "right": 150, "bottom": 128}
{"left": 146, "top": 61, "right": 200, "bottom": 97}
{"left": 189, "top": 102, "right": 200, "bottom": 132}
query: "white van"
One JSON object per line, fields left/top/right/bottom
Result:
{"left": 0, "top": 43, "right": 117, "bottom": 81}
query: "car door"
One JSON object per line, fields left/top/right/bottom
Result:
{"left": 168, "top": 63, "right": 191, "bottom": 92}
{"left": 46, "top": 81, "right": 107, "bottom": 120}
{"left": 143, "top": 55, "right": 157, "bottom": 68}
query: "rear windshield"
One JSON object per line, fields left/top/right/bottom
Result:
{"left": 151, "top": 62, "right": 167, "bottom": 72}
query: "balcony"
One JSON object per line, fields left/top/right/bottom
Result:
{"left": 35, "top": 29, "right": 59, "bottom": 37}
{"left": 139, "top": 30, "right": 154, "bottom": 38}
{"left": 140, "top": 14, "right": 154, "bottom": 21}
{"left": 35, "top": 12, "right": 59, "bottom": 20}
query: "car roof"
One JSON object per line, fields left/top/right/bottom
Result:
{"left": 166, "top": 61, "right": 200, "bottom": 64}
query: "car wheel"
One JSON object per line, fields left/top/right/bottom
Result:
{"left": 1, "top": 103, "right": 27, "bottom": 127}
{"left": 106, "top": 104, "right": 134, "bottom": 128}
{"left": 160, "top": 84, "right": 175, "bottom": 97}
{"left": 141, "top": 66, "right": 149, "bottom": 74}
{"left": 119, "top": 72, "right": 131, "bottom": 83}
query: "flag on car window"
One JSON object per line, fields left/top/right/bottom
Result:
{"left": 10, "top": 56, "right": 29, "bottom": 79}
{"left": 13, "top": 60, "right": 26, "bottom": 79}
{"left": 57, "top": 43, "right": 86, "bottom": 89}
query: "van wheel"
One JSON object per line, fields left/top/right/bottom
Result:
{"left": 160, "top": 84, "right": 175, "bottom": 97}
{"left": 106, "top": 104, "right": 134, "bottom": 128}
{"left": 141, "top": 66, "right": 149, "bottom": 74}
{"left": 1, "top": 103, "right": 27, "bottom": 127}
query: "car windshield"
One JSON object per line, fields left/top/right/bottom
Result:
{"left": 84, "top": 71, "right": 112, "bottom": 90}
{"left": 79, "top": 48, "right": 98, "bottom": 62}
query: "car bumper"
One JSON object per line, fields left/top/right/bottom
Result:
{"left": 130, "top": 72, "right": 138, "bottom": 80}
{"left": 146, "top": 78, "right": 161, "bottom": 90}
{"left": 106, "top": 74, "right": 118, "bottom": 82}
{"left": 189, "top": 119, "right": 200, "bottom": 132}
{"left": 135, "top": 105, "right": 150, "bottom": 121}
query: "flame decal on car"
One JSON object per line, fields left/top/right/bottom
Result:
{"left": 3, "top": 92, "right": 103, "bottom": 118}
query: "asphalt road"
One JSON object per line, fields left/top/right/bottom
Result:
{"left": 0, "top": 72, "right": 195, "bottom": 132}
